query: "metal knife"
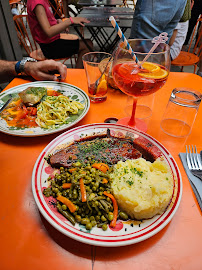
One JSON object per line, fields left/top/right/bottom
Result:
{"left": 0, "top": 97, "right": 12, "bottom": 113}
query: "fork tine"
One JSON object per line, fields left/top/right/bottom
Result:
{"left": 192, "top": 145, "right": 199, "bottom": 169}
{"left": 195, "top": 146, "right": 202, "bottom": 170}
{"left": 186, "top": 145, "right": 192, "bottom": 170}
{"left": 189, "top": 145, "right": 196, "bottom": 169}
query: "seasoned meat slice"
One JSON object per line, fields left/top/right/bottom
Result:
{"left": 19, "top": 87, "right": 47, "bottom": 106}
{"left": 49, "top": 137, "right": 142, "bottom": 168}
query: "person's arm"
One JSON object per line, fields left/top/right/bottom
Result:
{"left": 0, "top": 60, "right": 17, "bottom": 83}
{"left": 34, "top": 5, "right": 89, "bottom": 38}
{"left": 0, "top": 59, "right": 67, "bottom": 83}
{"left": 169, "top": 29, "right": 178, "bottom": 46}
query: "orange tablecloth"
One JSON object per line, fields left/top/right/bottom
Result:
{"left": 0, "top": 70, "right": 202, "bottom": 270}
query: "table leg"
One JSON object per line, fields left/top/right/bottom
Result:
{"left": 73, "top": 26, "right": 94, "bottom": 51}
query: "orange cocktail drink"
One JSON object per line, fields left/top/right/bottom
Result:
{"left": 112, "top": 61, "right": 169, "bottom": 98}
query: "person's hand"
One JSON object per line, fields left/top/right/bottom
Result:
{"left": 71, "top": 17, "right": 90, "bottom": 26}
{"left": 24, "top": 60, "right": 67, "bottom": 81}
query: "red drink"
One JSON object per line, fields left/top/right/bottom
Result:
{"left": 112, "top": 62, "right": 168, "bottom": 97}
{"left": 88, "top": 79, "right": 108, "bottom": 103}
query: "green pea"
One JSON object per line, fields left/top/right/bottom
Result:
{"left": 108, "top": 212, "right": 114, "bottom": 221}
{"left": 52, "top": 187, "right": 59, "bottom": 193}
{"left": 75, "top": 215, "right": 82, "bottom": 223}
{"left": 62, "top": 204, "right": 67, "bottom": 211}
{"left": 101, "top": 215, "right": 107, "bottom": 222}
{"left": 95, "top": 215, "right": 100, "bottom": 221}
{"left": 102, "top": 224, "right": 108, "bottom": 231}
{"left": 86, "top": 222, "right": 92, "bottom": 230}
{"left": 91, "top": 220, "right": 97, "bottom": 227}
{"left": 90, "top": 216, "right": 95, "bottom": 221}
{"left": 119, "top": 212, "right": 129, "bottom": 220}
{"left": 81, "top": 218, "right": 90, "bottom": 225}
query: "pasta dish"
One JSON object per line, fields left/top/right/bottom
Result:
{"left": 36, "top": 95, "right": 85, "bottom": 128}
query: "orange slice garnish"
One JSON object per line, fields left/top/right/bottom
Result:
{"left": 97, "top": 74, "right": 107, "bottom": 93}
{"left": 141, "top": 62, "right": 160, "bottom": 73}
{"left": 139, "top": 68, "right": 168, "bottom": 79}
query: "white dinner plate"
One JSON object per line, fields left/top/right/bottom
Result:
{"left": 0, "top": 81, "right": 90, "bottom": 137}
{"left": 32, "top": 123, "right": 182, "bottom": 247}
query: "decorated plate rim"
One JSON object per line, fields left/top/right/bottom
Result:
{"left": 32, "top": 123, "right": 182, "bottom": 247}
{"left": 0, "top": 81, "right": 90, "bottom": 137}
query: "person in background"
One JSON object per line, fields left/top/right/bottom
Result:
{"left": 9, "top": 0, "right": 27, "bottom": 40}
{"left": 170, "top": 0, "right": 192, "bottom": 60}
{"left": 27, "top": 0, "right": 93, "bottom": 68}
{"left": 0, "top": 59, "right": 67, "bottom": 83}
{"left": 130, "top": 0, "right": 187, "bottom": 43}
{"left": 183, "top": 0, "right": 202, "bottom": 49}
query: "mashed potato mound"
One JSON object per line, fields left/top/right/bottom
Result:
{"left": 110, "top": 158, "right": 174, "bottom": 220}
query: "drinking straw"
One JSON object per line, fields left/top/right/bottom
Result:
{"left": 109, "top": 16, "right": 141, "bottom": 67}
{"left": 141, "top": 32, "right": 168, "bottom": 65}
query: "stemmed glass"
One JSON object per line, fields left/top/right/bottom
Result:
{"left": 112, "top": 39, "right": 170, "bottom": 131}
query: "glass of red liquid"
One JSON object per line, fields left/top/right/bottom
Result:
{"left": 82, "top": 52, "right": 112, "bottom": 103}
{"left": 112, "top": 39, "right": 170, "bottom": 132}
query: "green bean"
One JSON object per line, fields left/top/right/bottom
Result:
{"left": 97, "top": 222, "right": 108, "bottom": 228}
{"left": 93, "top": 196, "right": 106, "bottom": 201}
{"left": 57, "top": 204, "right": 76, "bottom": 225}
{"left": 88, "top": 193, "right": 96, "bottom": 201}
{"left": 100, "top": 200, "right": 110, "bottom": 212}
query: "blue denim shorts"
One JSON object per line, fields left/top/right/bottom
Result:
{"left": 130, "top": 0, "right": 187, "bottom": 42}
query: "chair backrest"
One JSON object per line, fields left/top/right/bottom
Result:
{"left": 13, "top": 14, "right": 46, "bottom": 61}
{"left": 188, "top": 15, "right": 202, "bottom": 58}
{"left": 48, "top": 0, "right": 65, "bottom": 19}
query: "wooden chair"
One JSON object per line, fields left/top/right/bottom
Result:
{"left": 13, "top": 14, "right": 77, "bottom": 67}
{"left": 48, "top": 0, "right": 79, "bottom": 19}
{"left": 121, "top": 0, "right": 136, "bottom": 9}
{"left": 48, "top": 0, "right": 66, "bottom": 19}
{"left": 171, "top": 15, "right": 202, "bottom": 73}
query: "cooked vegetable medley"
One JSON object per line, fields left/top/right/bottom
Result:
{"left": 43, "top": 158, "right": 128, "bottom": 231}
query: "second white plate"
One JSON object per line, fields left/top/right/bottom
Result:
{"left": 0, "top": 81, "right": 90, "bottom": 137}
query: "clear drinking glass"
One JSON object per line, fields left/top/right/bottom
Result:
{"left": 160, "top": 88, "right": 202, "bottom": 137}
{"left": 82, "top": 52, "right": 112, "bottom": 103}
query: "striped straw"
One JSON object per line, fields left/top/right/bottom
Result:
{"left": 109, "top": 16, "right": 141, "bottom": 66}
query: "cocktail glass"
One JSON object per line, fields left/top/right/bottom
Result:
{"left": 112, "top": 39, "right": 170, "bottom": 131}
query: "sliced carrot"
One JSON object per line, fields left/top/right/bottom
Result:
{"left": 103, "top": 191, "right": 118, "bottom": 228}
{"left": 79, "top": 178, "right": 87, "bottom": 202}
{"left": 102, "top": 178, "right": 108, "bottom": 184}
{"left": 62, "top": 183, "right": 72, "bottom": 189}
{"left": 47, "top": 89, "right": 61, "bottom": 96}
{"left": 57, "top": 195, "right": 76, "bottom": 213}
{"left": 69, "top": 168, "right": 77, "bottom": 173}
{"left": 92, "top": 163, "right": 109, "bottom": 173}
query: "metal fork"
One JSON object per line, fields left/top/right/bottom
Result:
{"left": 186, "top": 145, "right": 202, "bottom": 181}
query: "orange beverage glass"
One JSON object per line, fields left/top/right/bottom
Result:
{"left": 112, "top": 39, "right": 170, "bottom": 131}
{"left": 82, "top": 52, "right": 112, "bottom": 103}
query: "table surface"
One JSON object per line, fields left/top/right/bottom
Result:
{"left": 1, "top": 70, "right": 202, "bottom": 270}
